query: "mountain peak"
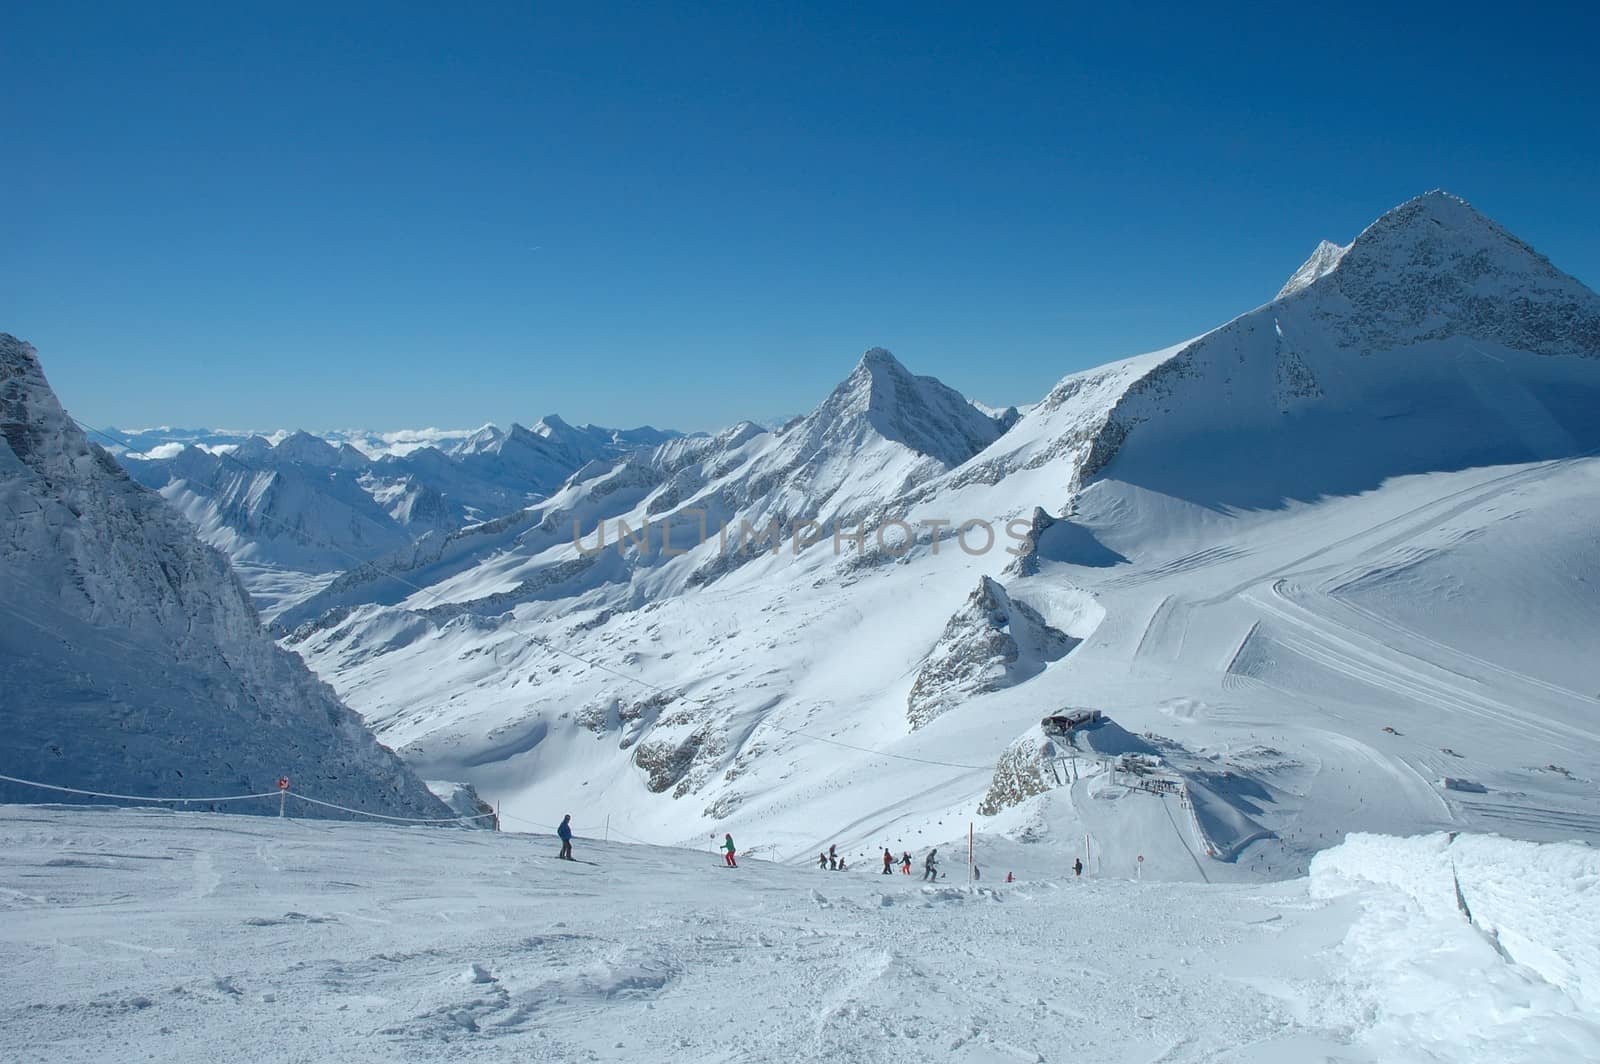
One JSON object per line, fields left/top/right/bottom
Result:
{"left": 803, "top": 347, "right": 1006, "bottom": 467}
{"left": 1277, "top": 239, "right": 1349, "bottom": 298}
{"left": 840, "top": 347, "right": 921, "bottom": 401}
{"left": 1269, "top": 190, "right": 1598, "bottom": 358}
{"left": 1277, "top": 189, "right": 1535, "bottom": 305}
{"left": 533, "top": 414, "right": 573, "bottom": 436}
{"left": 1, "top": 333, "right": 71, "bottom": 472}
{"left": 452, "top": 424, "right": 507, "bottom": 455}
{"left": 0, "top": 331, "right": 37, "bottom": 372}
{"left": 274, "top": 429, "right": 342, "bottom": 467}
{"left": 1354, "top": 188, "right": 1543, "bottom": 259}
{"left": 233, "top": 435, "right": 276, "bottom": 462}
{"left": 857, "top": 346, "right": 904, "bottom": 371}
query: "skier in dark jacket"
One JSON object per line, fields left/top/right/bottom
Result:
{"left": 818, "top": 852, "right": 829, "bottom": 870}
{"left": 1074, "top": 857, "right": 1084, "bottom": 877}
{"left": 828, "top": 845, "right": 838, "bottom": 871}
{"left": 557, "top": 814, "right": 574, "bottom": 861}
{"left": 901, "top": 852, "right": 912, "bottom": 875}
{"left": 923, "top": 849, "right": 939, "bottom": 881}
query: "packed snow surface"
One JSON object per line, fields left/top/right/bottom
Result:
{"left": 1, "top": 808, "right": 1595, "bottom": 1063}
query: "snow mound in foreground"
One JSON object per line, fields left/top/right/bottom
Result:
{"left": 1312, "top": 831, "right": 1600, "bottom": 1015}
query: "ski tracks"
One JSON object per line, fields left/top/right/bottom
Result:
{"left": 1248, "top": 579, "right": 1600, "bottom": 748}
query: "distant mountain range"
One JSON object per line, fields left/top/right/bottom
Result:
{"left": 8, "top": 190, "right": 1600, "bottom": 869}
{"left": 114, "top": 418, "right": 689, "bottom": 617}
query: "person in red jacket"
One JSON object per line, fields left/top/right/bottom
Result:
{"left": 722, "top": 833, "right": 738, "bottom": 867}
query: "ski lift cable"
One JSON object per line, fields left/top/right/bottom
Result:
{"left": 72, "top": 419, "right": 993, "bottom": 773}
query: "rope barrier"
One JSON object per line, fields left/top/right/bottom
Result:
{"left": 0, "top": 772, "right": 282, "bottom": 804}
{"left": 0, "top": 771, "right": 493, "bottom": 826}
{"left": 285, "top": 791, "right": 497, "bottom": 825}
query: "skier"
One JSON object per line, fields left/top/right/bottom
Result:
{"left": 818, "top": 852, "right": 829, "bottom": 870}
{"left": 973, "top": 865, "right": 981, "bottom": 881}
{"left": 901, "top": 851, "right": 912, "bottom": 875}
{"left": 828, "top": 844, "right": 838, "bottom": 871}
{"left": 923, "top": 849, "right": 939, "bottom": 881}
{"left": 1073, "top": 857, "right": 1083, "bottom": 877}
{"left": 557, "top": 814, "right": 574, "bottom": 861}
{"left": 882, "top": 848, "right": 894, "bottom": 875}
{"left": 1006, "top": 871, "right": 1014, "bottom": 884}
{"left": 722, "top": 833, "right": 738, "bottom": 868}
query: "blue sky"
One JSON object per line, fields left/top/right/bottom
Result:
{"left": 5, "top": 3, "right": 1597, "bottom": 433}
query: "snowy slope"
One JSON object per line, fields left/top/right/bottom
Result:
{"left": 260, "top": 191, "right": 1600, "bottom": 887}
{"left": 1065, "top": 190, "right": 1600, "bottom": 512}
{"left": 1, "top": 808, "right": 1594, "bottom": 1063}
{"left": 0, "top": 335, "right": 450, "bottom": 820}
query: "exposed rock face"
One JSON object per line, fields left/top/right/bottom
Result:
{"left": 1002, "top": 506, "right": 1058, "bottom": 577}
{"left": 425, "top": 780, "right": 498, "bottom": 829}
{"left": 907, "top": 577, "right": 1077, "bottom": 729}
{"left": 633, "top": 711, "right": 724, "bottom": 798}
{"left": 1311, "top": 191, "right": 1600, "bottom": 358}
{"left": 977, "top": 735, "right": 1058, "bottom": 815}
{"left": 0, "top": 334, "right": 451, "bottom": 820}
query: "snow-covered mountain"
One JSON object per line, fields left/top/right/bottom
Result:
{"left": 267, "top": 191, "right": 1600, "bottom": 881}
{"left": 110, "top": 422, "right": 684, "bottom": 461}
{"left": 122, "top": 435, "right": 419, "bottom": 568}
{"left": 0, "top": 334, "right": 451, "bottom": 819}
{"left": 119, "top": 418, "right": 690, "bottom": 617}
{"left": 15, "top": 191, "right": 1599, "bottom": 888}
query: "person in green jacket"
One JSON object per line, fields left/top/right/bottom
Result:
{"left": 722, "top": 833, "right": 738, "bottom": 868}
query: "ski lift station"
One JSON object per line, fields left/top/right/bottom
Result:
{"left": 1040, "top": 708, "right": 1103, "bottom": 735}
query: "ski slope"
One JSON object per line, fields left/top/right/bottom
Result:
{"left": 2, "top": 807, "right": 1595, "bottom": 1063}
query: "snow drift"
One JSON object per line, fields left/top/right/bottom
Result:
{"left": 1312, "top": 831, "right": 1600, "bottom": 1012}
